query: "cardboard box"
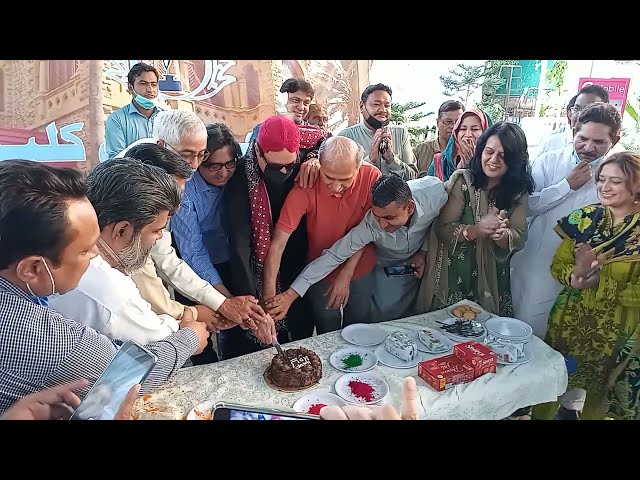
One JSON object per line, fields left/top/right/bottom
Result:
{"left": 418, "top": 355, "right": 475, "bottom": 391}
{"left": 454, "top": 341, "right": 497, "bottom": 378}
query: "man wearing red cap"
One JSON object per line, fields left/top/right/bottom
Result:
{"left": 221, "top": 115, "right": 326, "bottom": 359}
{"left": 263, "top": 136, "right": 381, "bottom": 333}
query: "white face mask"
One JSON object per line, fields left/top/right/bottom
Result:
{"left": 25, "top": 256, "right": 56, "bottom": 302}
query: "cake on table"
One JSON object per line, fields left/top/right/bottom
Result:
{"left": 384, "top": 331, "right": 418, "bottom": 362}
{"left": 266, "top": 347, "right": 322, "bottom": 390}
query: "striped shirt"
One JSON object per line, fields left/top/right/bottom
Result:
{"left": 0, "top": 276, "right": 199, "bottom": 414}
{"left": 171, "top": 170, "right": 229, "bottom": 286}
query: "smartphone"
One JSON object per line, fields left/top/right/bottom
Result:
{"left": 383, "top": 265, "right": 415, "bottom": 277}
{"left": 70, "top": 341, "right": 157, "bottom": 420}
{"left": 212, "top": 402, "right": 319, "bottom": 420}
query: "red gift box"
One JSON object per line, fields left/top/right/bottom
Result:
{"left": 454, "top": 341, "right": 497, "bottom": 379}
{"left": 418, "top": 354, "right": 475, "bottom": 392}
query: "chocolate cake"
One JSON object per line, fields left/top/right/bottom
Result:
{"left": 266, "top": 347, "right": 322, "bottom": 390}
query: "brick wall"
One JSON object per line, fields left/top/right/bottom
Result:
{"left": 4, "top": 60, "right": 38, "bottom": 128}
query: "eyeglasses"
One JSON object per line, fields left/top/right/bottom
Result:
{"left": 440, "top": 119, "right": 456, "bottom": 127}
{"left": 202, "top": 158, "right": 238, "bottom": 172}
{"left": 163, "top": 142, "right": 210, "bottom": 164}
{"left": 570, "top": 105, "right": 584, "bottom": 114}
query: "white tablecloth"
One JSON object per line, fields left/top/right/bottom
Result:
{"left": 134, "top": 305, "right": 568, "bottom": 420}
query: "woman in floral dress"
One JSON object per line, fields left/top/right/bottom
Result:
{"left": 534, "top": 152, "right": 640, "bottom": 420}
{"left": 417, "top": 122, "right": 535, "bottom": 316}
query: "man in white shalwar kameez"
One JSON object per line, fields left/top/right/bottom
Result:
{"left": 511, "top": 102, "right": 622, "bottom": 338}
{"left": 534, "top": 84, "right": 624, "bottom": 162}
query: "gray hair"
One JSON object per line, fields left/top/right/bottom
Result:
{"left": 87, "top": 157, "right": 182, "bottom": 232}
{"left": 318, "top": 136, "right": 364, "bottom": 168}
{"left": 153, "top": 109, "right": 207, "bottom": 145}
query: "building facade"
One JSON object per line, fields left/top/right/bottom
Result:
{"left": 0, "top": 60, "right": 371, "bottom": 171}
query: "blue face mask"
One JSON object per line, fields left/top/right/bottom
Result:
{"left": 133, "top": 94, "right": 157, "bottom": 110}
{"left": 26, "top": 256, "right": 56, "bottom": 306}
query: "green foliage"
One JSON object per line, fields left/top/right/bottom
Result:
{"left": 390, "top": 101, "right": 435, "bottom": 146}
{"left": 391, "top": 101, "right": 431, "bottom": 124}
{"left": 546, "top": 60, "right": 568, "bottom": 91}
{"left": 440, "top": 64, "right": 485, "bottom": 105}
{"left": 477, "top": 60, "right": 518, "bottom": 121}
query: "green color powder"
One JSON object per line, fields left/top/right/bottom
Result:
{"left": 341, "top": 353, "right": 364, "bottom": 369}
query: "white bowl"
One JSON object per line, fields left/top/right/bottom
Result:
{"left": 485, "top": 317, "right": 533, "bottom": 340}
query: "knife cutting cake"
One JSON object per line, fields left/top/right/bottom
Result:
{"left": 266, "top": 347, "right": 322, "bottom": 390}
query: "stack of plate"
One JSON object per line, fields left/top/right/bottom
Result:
{"left": 485, "top": 317, "right": 533, "bottom": 344}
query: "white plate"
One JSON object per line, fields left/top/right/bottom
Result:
{"left": 341, "top": 323, "right": 387, "bottom": 346}
{"left": 374, "top": 343, "right": 423, "bottom": 369}
{"left": 334, "top": 372, "right": 389, "bottom": 404}
{"left": 486, "top": 317, "right": 533, "bottom": 340}
{"left": 186, "top": 400, "right": 214, "bottom": 420}
{"left": 496, "top": 344, "right": 533, "bottom": 365}
{"left": 329, "top": 347, "right": 378, "bottom": 373}
{"left": 446, "top": 303, "right": 491, "bottom": 322}
{"left": 292, "top": 391, "right": 347, "bottom": 414}
{"left": 412, "top": 328, "right": 453, "bottom": 354}
{"left": 438, "top": 317, "right": 487, "bottom": 343}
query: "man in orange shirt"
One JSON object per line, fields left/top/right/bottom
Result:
{"left": 263, "top": 136, "right": 381, "bottom": 334}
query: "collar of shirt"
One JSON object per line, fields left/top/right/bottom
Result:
{"left": 571, "top": 148, "right": 604, "bottom": 168}
{"left": 190, "top": 169, "right": 225, "bottom": 196}
{"left": 126, "top": 101, "right": 158, "bottom": 119}
{"left": 409, "top": 198, "right": 425, "bottom": 228}
{"left": 359, "top": 121, "right": 378, "bottom": 138}
{"left": 0, "top": 275, "right": 33, "bottom": 303}
{"left": 318, "top": 170, "right": 359, "bottom": 198}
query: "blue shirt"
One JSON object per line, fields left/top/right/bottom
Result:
{"left": 104, "top": 102, "right": 159, "bottom": 159}
{"left": 170, "top": 171, "right": 229, "bottom": 286}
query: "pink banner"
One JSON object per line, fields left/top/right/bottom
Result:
{"left": 578, "top": 77, "right": 631, "bottom": 118}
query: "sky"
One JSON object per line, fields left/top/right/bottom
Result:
{"left": 369, "top": 60, "right": 486, "bottom": 127}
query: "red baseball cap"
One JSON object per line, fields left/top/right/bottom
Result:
{"left": 257, "top": 115, "right": 300, "bottom": 153}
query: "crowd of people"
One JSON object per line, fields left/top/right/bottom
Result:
{"left": 1, "top": 61, "right": 639, "bottom": 421}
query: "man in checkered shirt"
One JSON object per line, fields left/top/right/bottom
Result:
{"left": 0, "top": 160, "right": 209, "bottom": 414}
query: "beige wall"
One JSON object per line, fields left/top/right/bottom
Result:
{"left": 0, "top": 60, "right": 372, "bottom": 168}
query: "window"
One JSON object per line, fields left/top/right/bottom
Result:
{"left": 244, "top": 64, "right": 260, "bottom": 108}
{"left": 0, "top": 70, "right": 4, "bottom": 111}
{"left": 48, "top": 60, "right": 75, "bottom": 91}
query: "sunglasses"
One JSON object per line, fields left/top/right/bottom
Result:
{"left": 257, "top": 145, "right": 298, "bottom": 171}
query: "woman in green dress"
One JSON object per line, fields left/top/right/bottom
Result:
{"left": 534, "top": 152, "right": 640, "bottom": 420}
{"left": 417, "top": 122, "right": 534, "bottom": 316}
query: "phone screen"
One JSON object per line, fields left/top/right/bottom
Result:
{"left": 384, "top": 265, "right": 414, "bottom": 276}
{"left": 70, "top": 341, "right": 157, "bottom": 420}
{"left": 229, "top": 409, "right": 306, "bottom": 420}
{"left": 212, "top": 404, "right": 316, "bottom": 421}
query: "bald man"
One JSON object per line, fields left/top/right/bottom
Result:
{"left": 263, "top": 136, "right": 382, "bottom": 334}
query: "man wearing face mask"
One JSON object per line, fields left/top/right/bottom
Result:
{"left": 222, "top": 115, "right": 326, "bottom": 359}
{"left": 266, "top": 174, "right": 447, "bottom": 323}
{"left": 105, "top": 63, "right": 164, "bottom": 159}
{"left": 263, "top": 136, "right": 382, "bottom": 334}
{"left": 49, "top": 158, "right": 211, "bottom": 347}
{"left": 511, "top": 103, "right": 622, "bottom": 339}
{"left": 247, "top": 78, "right": 324, "bottom": 189}
{"left": 339, "top": 84, "right": 418, "bottom": 180}
{"left": 0, "top": 161, "right": 207, "bottom": 415}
